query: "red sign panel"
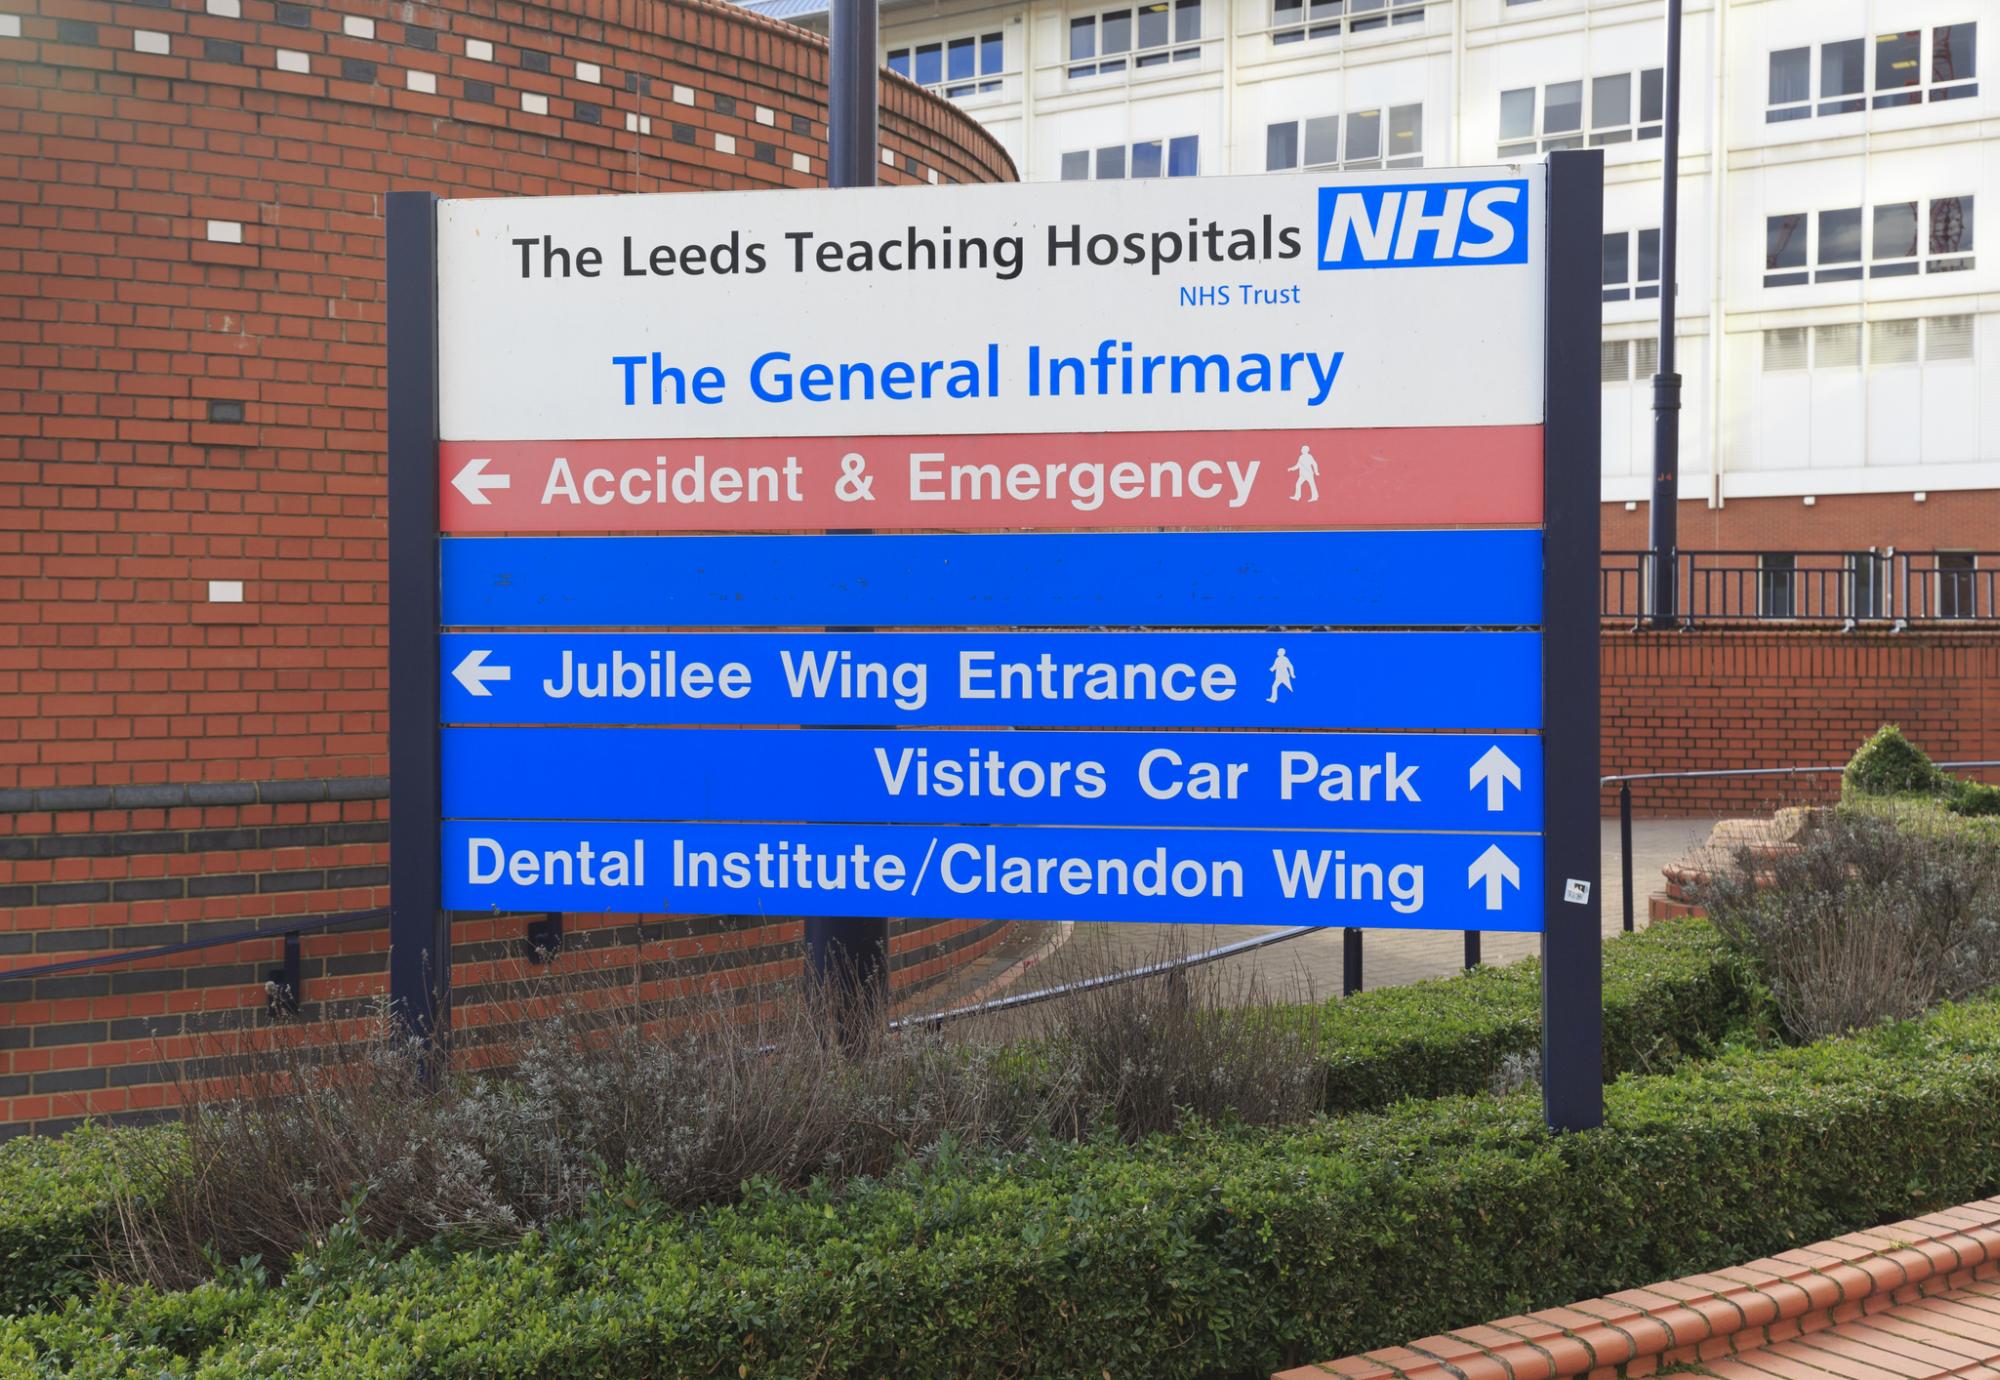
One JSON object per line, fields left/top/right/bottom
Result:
{"left": 437, "top": 426, "right": 1543, "bottom": 534}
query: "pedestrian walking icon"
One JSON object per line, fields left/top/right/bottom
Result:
{"left": 1267, "top": 647, "right": 1296, "bottom": 703}
{"left": 1289, "top": 446, "right": 1320, "bottom": 502}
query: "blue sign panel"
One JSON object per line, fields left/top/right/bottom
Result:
{"left": 442, "top": 727, "right": 1542, "bottom": 833}
{"left": 441, "top": 820, "right": 1544, "bottom": 932}
{"left": 440, "top": 530, "right": 1543, "bottom": 629}
{"left": 1316, "top": 180, "right": 1532, "bottom": 270}
{"left": 439, "top": 631, "right": 1544, "bottom": 730}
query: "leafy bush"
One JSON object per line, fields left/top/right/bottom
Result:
{"left": 1312, "top": 916, "right": 1765, "bottom": 1111}
{"left": 1843, "top": 723, "right": 1952, "bottom": 799}
{"left": 0, "top": 921, "right": 1762, "bottom": 1318}
{"left": 1950, "top": 779, "right": 2000, "bottom": 817}
{"left": 7, "top": 993, "right": 2000, "bottom": 1379}
{"left": 1700, "top": 809, "right": 2000, "bottom": 1041}
{"left": 0, "top": 1126, "right": 180, "bottom": 1316}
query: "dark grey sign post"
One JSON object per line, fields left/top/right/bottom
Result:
{"left": 386, "top": 188, "right": 447, "bottom": 1047}
{"left": 1541, "top": 148, "right": 1605, "bottom": 1133}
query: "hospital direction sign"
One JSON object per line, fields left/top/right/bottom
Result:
{"left": 391, "top": 158, "right": 1597, "bottom": 940}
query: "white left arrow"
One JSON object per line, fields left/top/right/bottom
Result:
{"left": 452, "top": 649, "right": 511, "bottom": 697}
{"left": 451, "top": 456, "right": 511, "bottom": 505}
{"left": 1468, "top": 745, "right": 1523, "bottom": 812}
{"left": 1467, "top": 845, "right": 1520, "bottom": 912}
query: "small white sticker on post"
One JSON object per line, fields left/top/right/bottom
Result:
{"left": 207, "top": 580, "right": 245, "bottom": 604}
{"left": 1563, "top": 879, "right": 1591, "bottom": 905}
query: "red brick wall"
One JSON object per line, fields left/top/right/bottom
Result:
{"left": 1602, "top": 490, "right": 2000, "bottom": 556}
{"left": 1603, "top": 631, "right": 2000, "bottom": 816}
{"left": 0, "top": 0, "right": 1019, "bottom": 1138}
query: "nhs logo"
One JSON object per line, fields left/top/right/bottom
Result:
{"left": 1316, "top": 179, "right": 1530, "bottom": 270}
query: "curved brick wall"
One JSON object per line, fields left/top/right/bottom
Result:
{"left": 0, "top": 0, "right": 1019, "bottom": 1136}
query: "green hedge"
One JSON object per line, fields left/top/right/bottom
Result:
{"left": 0, "top": 921, "right": 1760, "bottom": 1322}
{"left": 1313, "top": 916, "right": 1764, "bottom": 1112}
{"left": 0, "top": 1125, "right": 180, "bottom": 1317}
{"left": 6, "top": 991, "right": 1999, "bottom": 1379}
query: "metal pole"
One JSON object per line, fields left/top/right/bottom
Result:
{"left": 1341, "top": 927, "right": 1362, "bottom": 997}
{"left": 385, "top": 190, "right": 448, "bottom": 1055}
{"left": 1647, "top": 0, "right": 1684, "bottom": 629}
{"left": 1542, "top": 149, "right": 1606, "bottom": 1133}
{"left": 1463, "top": 931, "right": 1481, "bottom": 970}
{"left": 805, "top": 0, "right": 891, "bottom": 1028}
{"left": 1620, "top": 782, "right": 1635, "bottom": 933}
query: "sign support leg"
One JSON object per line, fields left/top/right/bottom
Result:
{"left": 803, "top": 0, "right": 892, "bottom": 1025}
{"left": 1540, "top": 150, "right": 1605, "bottom": 1133}
{"left": 387, "top": 190, "right": 448, "bottom": 1053}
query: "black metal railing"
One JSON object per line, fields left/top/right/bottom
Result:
{"left": 1602, "top": 550, "right": 2000, "bottom": 628}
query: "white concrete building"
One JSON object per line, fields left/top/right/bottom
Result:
{"left": 741, "top": 0, "right": 1993, "bottom": 553}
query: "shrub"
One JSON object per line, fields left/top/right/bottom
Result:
{"left": 1842, "top": 723, "right": 1951, "bottom": 799}
{"left": 1700, "top": 809, "right": 2000, "bottom": 1041}
{"left": 7, "top": 992, "right": 2000, "bottom": 1379}
{"left": 1312, "top": 916, "right": 1765, "bottom": 1110}
{"left": 0, "top": 1125, "right": 180, "bottom": 1316}
{"left": 0, "top": 921, "right": 1763, "bottom": 1317}
{"left": 1950, "top": 779, "right": 2000, "bottom": 817}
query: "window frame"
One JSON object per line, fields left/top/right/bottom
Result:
{"left": 886, "top": 30, "right": 1005, "bottom": 98}
{"left": 1500, "top": 68, "right": 1661, "bottom": 157}
{"left": 1068, "top": 0, "right": 1202, "bottom": 79}
{"left": 1264, "top": 102, "right": 1423, "bottom": 171}
{"left": 1763, "top": 23, "right": 1978, "bottom": 122}
{"left": 1061, "top": 134, "right": 1200, "bottom": 180}
{"left": 1601, "top": 228, "right": 1661, "bottom": 301}
{"left": 1765, "top": 195, "right": 1975, "bottom": 288}
{"left": 1269, "top": 0, "right": 1424, "bottom": 47}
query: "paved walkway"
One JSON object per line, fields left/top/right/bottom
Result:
{"left": 971, "top": 817, "right": 1718, "bottom": 1008}
{"left": 1281, "top": 1197, "right": 2000, "bottom": 1380}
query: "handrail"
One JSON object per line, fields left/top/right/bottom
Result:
{"left": 0, "top": 907, "right": 388, "bottom": 986}
{"left": 1603, "top": 759, "right": 2000, "bottom": 785}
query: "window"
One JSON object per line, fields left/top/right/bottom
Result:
{"left": 1601, "top": 228, "right": 1660, "bottom": 301}
{"left": 1767, "top": 196, "right": 1974, "bottom": 287}
{"left": 1063, "top": 135, "right": 1198, "bottom": 179}
{"left": 888, "top": 32, "right": 1003, "bottom": 97}
{"left": 1759, "top": 554, "right": 1797, "bottom": 619}
{"left": 1765, "top": 212, "right": 1808, "bottom": 287}
{"left": 1764, "top": 324, "right": 1864, "bottom": 372}
{"left": 1926, "top": 314, "right": 1974, "bottom": 362}
{"left": 1875, "top": 30, "right": 1921, "bottom": 108}
{"left": 1849, "top": 552, "right": 1887, "bottom": 619}
{"left": 1937, "top": 553, "right": 1977, "bottom": 619}
{"left": 1069, "top": 0, "right": 1199, "bottom": 77}
{"left": 1590, "top": 69, "right": 1664, "bottom": 143}
{"left": 1869, "top": 318, "right": 1919, "bottom": 366}
{"left": 1765, "top": 24, "right": 1976, "bottom": 121}
{"left": 1768, "top": 47, "right": 1810, "bottom": 121}
{"left": 1817, "top": 207, "right": 1863, "bottom": 282}
{"left": 1599, "top": 339, "right": 1628, "bottom": 384}
{"left": 1265, "top": 103, "right": 1421, "bottom": 170}
{"left": 1600, "top": 335, "right": 1659, "bottom": 383}
{"left": 1270, "top": 0, "right": 1423, "bottom": 46}
{"left": 1501, "top": 70, "right": 1659, "bottom": 156}
{"left": 1761, "top": 327, "right": 1808, "bottom": 372}
{"left": 1930, "top": 196, "right": 1975, "bottom": 271}
{"left": 1933, "top": 24, "right": 1979, "bottom": 100}
{"left": 1814, "top": 323, "right": 1861, "bottom": 368}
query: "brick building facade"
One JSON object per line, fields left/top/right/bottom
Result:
{"left": 0, "top": 0, "right": 1020, "bottom": 1138}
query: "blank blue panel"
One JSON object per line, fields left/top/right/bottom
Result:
{"left": 440, "top": 530, "right": 1543, "bottom": 629}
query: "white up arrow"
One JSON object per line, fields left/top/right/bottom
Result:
{"left": 1468, "top": 745, "right": 1523, "bottom": 812}
{"left": 450, "top": 456, "right": 511, "bottom": 505}
{"left": 451, "top": 649, "right": 511, "bottom": 697}
{"left": 1467, "top": 845, "right": 1521, "bottom": 912}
